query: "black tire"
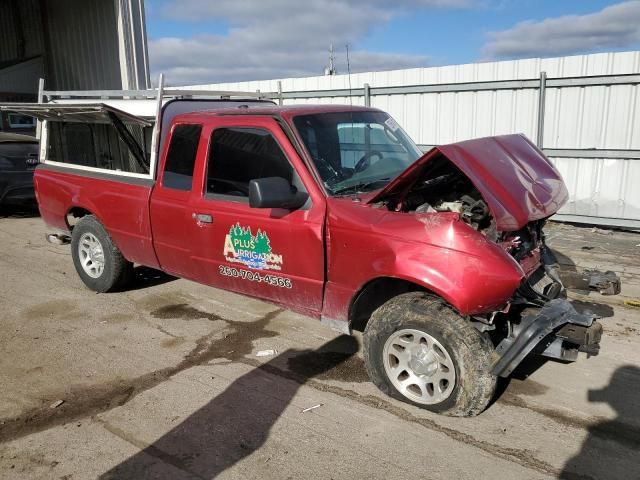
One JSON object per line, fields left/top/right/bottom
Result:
{"left": 363, "top": 292, "right": 497, "bottom": 417}
{"left": 70, "top": 215, "right": 133, "bottom": 293}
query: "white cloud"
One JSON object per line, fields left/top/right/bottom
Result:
{"left": 149, "top": 0, "right": 475, "bottom": 85}
{"left": 483, "top": 1, "right": 640, "bottom": 59}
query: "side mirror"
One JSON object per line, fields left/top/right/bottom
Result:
{"left": 248, "top": 177, "right": 309, "bottom": 210}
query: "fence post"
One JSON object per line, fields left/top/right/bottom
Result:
{"left": 277, "top": 81, "right": 283, "bottom": 106}
{"left": 536, "top": 71, "right": 547, "bottom": 148}
{"left": 364, "top": 83, "right": 371, "bottom": 107}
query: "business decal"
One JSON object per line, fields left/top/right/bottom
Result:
{"left": 223, "top": 223, "right": 283, "bottom": 271}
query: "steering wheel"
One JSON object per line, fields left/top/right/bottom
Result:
{"left": 354, "top": 150, "right": 383, "bottom": 173}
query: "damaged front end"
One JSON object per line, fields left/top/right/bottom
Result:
{"left": 490, "top": 283, "right": 604, "bottom": 377}
{"left": 369, "top": 134, "right": 622, "bottom": 377}
{"left": 488, "top": 240, "right": 619, "bottom": 377}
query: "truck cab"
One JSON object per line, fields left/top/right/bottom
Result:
{"left": 1, "top": 84, "right": 620, "bottom": 417}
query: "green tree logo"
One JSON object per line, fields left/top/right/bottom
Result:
{"left": 229, "top": 223, "right": 253, "bottom": 247}
{"left": 253, "top": 229, "right": 272, "bottom": 255}
{"left": 228, "top": 223, "right": 272, "bottom": 255}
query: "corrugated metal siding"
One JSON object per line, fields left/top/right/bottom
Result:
{"left": 551, "top": 156, "right": 640, "bottom": 225}
{"left": 183, "top": 51, "right": 640, "bottom": 228}
{"left": 1, "top": 0, "right": 147, "bottom": 91}
{"left": 0, "top": 0, "right": 43, "bottom": 64}
{"left": 19, "top": 0, "right": 44, "bottom": 60}
{"left": 0, "top": 3, "right": 20, "bottom": 62}
{"left": 0, "top": 57, "right": 44, "bottom": 93}
{"left": 115, "top": 0, "right": 150, "bottom": 89}
{"left": 44, "top": 0, "right": 122, "bottom": 90}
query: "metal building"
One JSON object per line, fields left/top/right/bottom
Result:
{"left": 0, "top": 0, "right": 149, "bottom": 134}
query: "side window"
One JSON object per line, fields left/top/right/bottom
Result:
{"left": 206, "top": 127, "right": 293, "bottom": 198}
{"left": 163, "top": 124, "right": 202, "bottom": 191}
{"left": 62, "top": 124, "right": 95, "bottom": 167}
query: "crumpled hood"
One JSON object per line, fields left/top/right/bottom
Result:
{"left": 369, "top": 134, "right": 568, "bottom": 231}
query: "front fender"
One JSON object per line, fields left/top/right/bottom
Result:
{"left": 390, "top": 235, "right": 524, "bottom": 314}
{"left": 323, "top": 212, "right": 525, "bottom": 323}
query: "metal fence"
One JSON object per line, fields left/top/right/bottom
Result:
{"left": 183, "top": 52, "right": 640, "bottom": 228}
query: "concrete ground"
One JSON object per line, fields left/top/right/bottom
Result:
{"left": 0, "top": 209, "right": 639, "bottom": 480}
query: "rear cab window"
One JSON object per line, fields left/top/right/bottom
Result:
{"left": 162, "top": 124, "right": 203, "bottom": 190}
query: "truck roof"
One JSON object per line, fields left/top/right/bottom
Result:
{"left": 172, "top": 104, "right": 382, "bottom": 123}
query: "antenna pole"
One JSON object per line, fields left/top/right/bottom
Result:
{"left": 346, "top": 43, "right": 352, "bottom": 107}
{"left": 325, "top": 44, "right": 337, "bottom": 76}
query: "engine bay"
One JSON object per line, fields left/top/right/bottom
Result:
{"left": 392, "top": 154, "right": 497, "bottom": 239}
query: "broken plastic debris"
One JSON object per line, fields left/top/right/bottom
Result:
{"left": 49, "top": 399, "right": 64, "bottom": 409}
{"left": 590, "top": 227, "right": 613, "bottom": 235}
{"left": 256, "top": 349, "right": 277, "bottom": 357}
{"left": 624, "top": 299, "right": 640, "bottom": 308}
{"left": 301, "top": 404, "right": 323, "bottom": 413}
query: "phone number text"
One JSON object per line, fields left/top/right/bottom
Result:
{"left": 218, "top": 265, "right": 292, "bottom": 288}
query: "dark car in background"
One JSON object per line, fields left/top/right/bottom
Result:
{"left": 0, "top": 132, "right": 39, "bottom": 206}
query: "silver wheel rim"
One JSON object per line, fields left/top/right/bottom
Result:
{"left": 78, "top": 233, "right": 105, "bottom": 279}
{"left": 383, "top": 328, "right": 456, "bottom": 405}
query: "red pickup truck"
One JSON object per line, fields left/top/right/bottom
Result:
{"left": 3, "top": 91, "right": 620, "bottom": 416}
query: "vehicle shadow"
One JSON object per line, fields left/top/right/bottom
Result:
{"left": 126, "top": 266, "right": 177, "bottom": 291}
{"left": 0, "top": 204, "right": 39, "bottom": 218}
{"left": 559, "top": 365, "right": 640, "bottom": 480}
{"left": 100, "top": 335, "right": 359, "bottom": 479}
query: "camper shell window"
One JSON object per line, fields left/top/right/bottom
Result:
{"left": 47, "top": 121, "right": 152, "bottom": 174}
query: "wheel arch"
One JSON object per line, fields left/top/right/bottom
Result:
{"left": 66, "top": 206, "right": 95, "bottom": 229}
{"left": 348, "top": 276, "right": 457, "bottom": 332}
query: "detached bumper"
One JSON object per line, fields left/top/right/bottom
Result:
{"left": 560, "top": 269, "right": 621, "bottom": 296}
{"left": 491, "top": 299, "right": 602, "bottom": 377}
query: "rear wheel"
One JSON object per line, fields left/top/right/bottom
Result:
{"left": 71, "top": 215, "right": 133, "bottom": 292}
{"left": 363, "top": 292, "right": 497, "bottom": 416}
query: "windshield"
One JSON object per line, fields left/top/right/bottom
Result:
{"left": 292, "top": 111, "right": 423, "bottom": 195}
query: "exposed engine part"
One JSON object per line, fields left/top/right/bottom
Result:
{"left": 415, "top": 195, "right": 490, "bottom": 227}
{"left": 541, "top": 246, "right": 564, "bottom": 287}
{"left": 400, "top": 155, "right": 495, "bottom": 235}
{"left": 527, "top": 264, "right": 563, "bottom": 300}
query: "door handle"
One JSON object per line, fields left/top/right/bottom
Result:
{"left": 192, "top": 213, "right": 213, "bottom": 224}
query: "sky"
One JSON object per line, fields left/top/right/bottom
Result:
{"left": 144, "top": 0, "right": 640, "bottom": 85}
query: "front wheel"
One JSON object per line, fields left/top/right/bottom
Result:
{"left": 71, "top": 215, "right": 133, "bottom": 292}
{"left": 363, "top": 292, "right": 497, "bottom": 416}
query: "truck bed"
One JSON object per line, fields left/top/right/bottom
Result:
{"left": 35, "top": 163, "right": 160, "bottom": 269}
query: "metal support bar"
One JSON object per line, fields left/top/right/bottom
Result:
{"left": 149, "top": 73, "right": 164, "bottom": 178}
{"left": 544, "top": 148, "right": 640, "bottom": 159}
{"left": 277, "top": 81, "right": 283, "bottom": 106}
{"left": 546, "top": 74, "right": 640, "bottom": 87}
{"left": 271, "top": 73, "right": 640, "bottom": 101}
{"left": 552, "top": 214, "right": 640, "bottom": 230}
{"left": 537, "top": 71, "right": 547, "bottom": 148}
{"left": 281, "top": 88, "right": 366, "bottom": 99}
{"left": 372, "top": 79, "right": 540, "bottom": 95}
{"left": 419, "top": 145, "right": 640, "bottom": 160}
{"left": 35, "top": 78, "right": 45, "bottom": 140}
{"left": 42, "top": 88, "right": 266, "bottom": 100}
{"left": 364, "top": 83, "right": 371, "bottom": 107}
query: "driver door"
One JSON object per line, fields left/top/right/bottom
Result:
{"left": 187, "top": 116, "right": 326, "bottom": 317}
